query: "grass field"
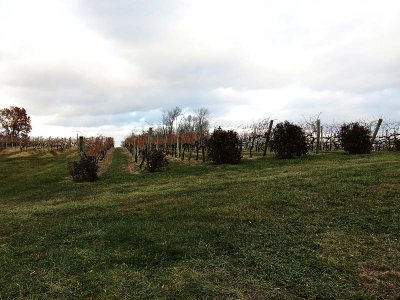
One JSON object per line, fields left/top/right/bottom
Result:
{"left": 0, "top": 148, "right": 399, "bottom": 299}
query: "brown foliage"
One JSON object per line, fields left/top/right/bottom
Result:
{"left": 0, "top": 106, "right": 32, "bottom": 137}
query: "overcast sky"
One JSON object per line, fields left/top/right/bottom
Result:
{"left": 1, "top": 0, "right": 399, "bottom": 144}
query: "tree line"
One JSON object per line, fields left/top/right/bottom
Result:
{"left": 123, "top": 107, "right": 400, "bottom": 169}
{"left": 124, "top": 107, "right": 210, "bottom": 164}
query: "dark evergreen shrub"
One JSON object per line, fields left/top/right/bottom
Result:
{"left": 68, "top": 156, "right": 98, "bottom": 182}
{"left": 146, "top": 149, "right": 168, "bottom": 172}
{"left": 338, "top": 122, "right": 372, "bottom": 154}
{"left": 207, "top": 127, "right": 242, "bottom": 164}
{"left": 270, "top": 121, "right": 308, "bottom": 159}
{"left": 393, "top": 139, "right": 400, "bottom": 151}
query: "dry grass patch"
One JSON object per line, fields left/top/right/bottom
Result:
{"left": 168, "top": 156, "right": 204, "bottom": 165}
{"left": 360, "top": 268, "right": 400, "bottom": 298}
{"left": 0, "top": 147, "right": 21, "bottom": 155}
{"left": 8, "top": 151, "right": 36, "bottom": 158}
{"left": 98, "top": 148, "right": 115, "bottom": 176}
{"left": 120, "top": 147, "right": 138, "bottom": 174}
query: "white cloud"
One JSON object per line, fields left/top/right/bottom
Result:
{"left": 1, "top": 0, "right": 400, "bottom": 145}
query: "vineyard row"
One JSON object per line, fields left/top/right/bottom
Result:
{"left": 124, "top": 118, "right": 400, "bottom": 163}
{"left": 0, "top": 136, "right": 114, "bottom": 162}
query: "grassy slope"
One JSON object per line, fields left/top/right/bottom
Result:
{"left": 0, "top": 148, "right": 399, "bottom": 299}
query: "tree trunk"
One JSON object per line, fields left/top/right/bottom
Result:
{"left": 195, "top": 142, "right": 199, "bottom": 160}
{"left": 181, "top": 145, "right": 186, "bottom": 160}
{"left": 263, "top": 120, "right": 274, "bottom": 156}
{"left": 139, "top": 149, "right": 146, "bottom": 169}
{"left": 249, "top": 136, "right": 256, "bottom": 158}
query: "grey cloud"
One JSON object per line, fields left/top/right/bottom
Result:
{"left": 283, "top": 88, "right": 400, "bottom": 122}
{"left": 46, "top": 112, "right": 136, "bottom": 127}
{"left": 6, "top": 71, "right": 229, "bottom": 125}
{"left": 135, "top": 55, "right": 289, "bottom": 90}
{"left": 307, "top": 47, "right": 400, "bottom": 93}
{"left": 6, "top": 68, "right": 86, "bottom": 90}
{"left": 78, "top": 0, "right": 178, "bottom": 45}
{"left": 1, "top": 0, "right": 400, "bottom": 135}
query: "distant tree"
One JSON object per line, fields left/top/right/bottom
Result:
{"left": 338, "top": 122, "right": 372, "bottom": 154}
{"left": 177, "top": 115, "right": 196, "bottom": 160}
{"left": 207, "top": 127, "right": 242, "bottom": 164}
{"left": 194, "top": 108, "right": 209, "bottom": 161}
{"left": 162, "top": 106, "right": 182, "bottom": 156}
{"left": 162, "top": 106, "right": 182, "bottom": 136}
{"left": 179, "top": 114, "right": 195, "bottom": 132}
{"left": 0, "top": 106, "right": 32, "bottom": 137}
{"left": 244, "top": 118, "right": 270, "bottom": 158}
{"left": 271, "top": 121, "right": 308, "bottom": 159}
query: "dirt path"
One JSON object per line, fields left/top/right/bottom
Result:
{"left": 98, "top": 148, "right": 115, "bottom": 176}
{"left": 120, "top": 147, "right": 138, "bottom": 174}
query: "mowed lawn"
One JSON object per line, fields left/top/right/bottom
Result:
{"left": 0, "top": 148, "right": 399, "bottom": 299}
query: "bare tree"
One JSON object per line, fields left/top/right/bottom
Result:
{"left": 300, "top": 114, "right": 321, "bottom": 151}
{"left": 244, "top": 118, "right": 270, "bottom": 157}
{"left": 194, "top": 108, "right": 209, "bottom": 162}
{"left": 178, "top": 115, "right": 196, "bottom": 160}
{"left": 161, "top": 106, "right": 182, "bottom": 156}
{"left": 179, "top": 115, "right": 196, "bottom": 132}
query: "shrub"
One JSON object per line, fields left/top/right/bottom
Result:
{"left": 68, "top": 156, "right": 98, "bottom": 182}
{"left": 270, "top": 121, "right": 308, "bottom": 159}
{"left": 146, "top": 149, "right": 168, "bottom": 172}
{"left": 393, "top": 139, "right": 400, "bottom": 151}
{"left": 338, "top": 122, "right": 372, "bottom": 154}
{"left": 207, "top": 127, "right": 242, "bottom": 164}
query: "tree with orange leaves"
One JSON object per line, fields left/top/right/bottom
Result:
{"left": 0, "top": 106, "right": 32, "bottom": 137}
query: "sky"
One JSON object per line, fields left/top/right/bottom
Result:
{"left": 1, "top": 0, "right": 399, "bottom": 145}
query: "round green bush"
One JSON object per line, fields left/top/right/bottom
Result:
{"left": 207, "top": 127, "right": 242, "bottom": 164}
{"left": 270, "top": 121, "right": 308, "bottom": 159}
{"left": 338, "top": 122, "right": 372, "bottom": 154}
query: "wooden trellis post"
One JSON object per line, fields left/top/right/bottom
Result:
{"left": 134, "top": 137, "right": 138, "bottom": 163}
{"left": 320, "top": 125, "right": 323, "bottom": 152}
{"left": 78, "top": 136, "right": 85, "bottom": 159}
{"left": 156, "top": 132, "right": 159, "bottom": 150}
{"left": 316, "top": 119, "right": 321, "bottom": 154}
{"left": 147, "top": 127, "right": 153, "bottom": 153}
{"left": 371, "top": 118, "right": 383, "bottom": 146}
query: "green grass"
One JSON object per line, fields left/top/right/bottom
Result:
{"left": 0, "top": 148, "right": 399, "bottom": 299}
